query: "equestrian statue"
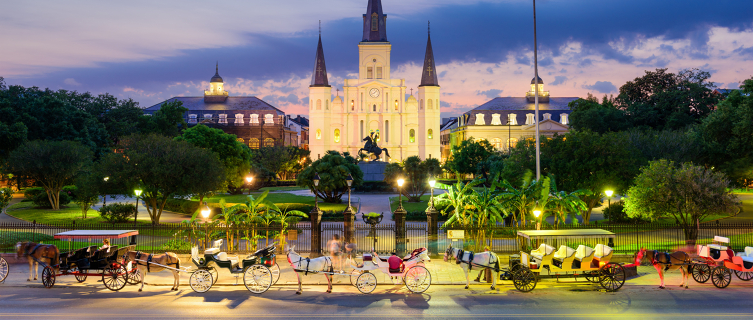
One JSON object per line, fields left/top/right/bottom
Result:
{"left": 358, "top": 131, "right": 390, "bottom": 161}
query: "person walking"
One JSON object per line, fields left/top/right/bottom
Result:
{"left": 327, "top": 234, "right": 343, "bottom": 273}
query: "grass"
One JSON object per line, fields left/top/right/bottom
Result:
{"left": 258, "top": 186, "right": 306, "bottom": 192}
{"left": 389, "top": 194, "right": 432, "bottom": 212}
{"left": 202, "top": 192, "right": 347, "bottom": 212}
{"left": 6, "top": 202, "right": 108, "bottom": 224}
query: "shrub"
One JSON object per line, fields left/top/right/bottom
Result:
{"left": 32, "top": 192, "right": 71, "bottom": 208}
{"left": 397, "top": 211, "right": 450, "bottom": 222}
{"left": 163, "top": 198, "right": 200, "bottom": 215}
{"left": 321, "top": 210, "right": 344, "bottom": 222}
{"left": 61, "top": 185, "right": 77, "bottom": 200}
{"left": 99, "top": 203, "right": 137, "bottom": 223}
{"left": 603, "top": 200, "right": 629, "bottom": 222}
{"left": 24, "top": 187, "right": 46, "bottom": 201}
{"left": 355, "top": 181, "right": 392, "bottom": 193}
{"left": 160, "top": 239, "right": 192, "bottom": 251}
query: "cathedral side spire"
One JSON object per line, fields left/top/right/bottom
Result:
{"left": 310, "top": 28, "right": 330, "bottom": 87}
{"left": 362, "top": 0, "right": 388, "bottom": 42}
{"left": 419, "top": 22, "right": 439, "bottom": 87}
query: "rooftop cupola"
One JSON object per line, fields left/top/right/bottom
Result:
{"left": 205, "top": 62, "right": 228, "bottom": 102}
{"left": 362, "top": 0, "right": 388, "bottom": 42}
{"left": 526, "top": 75, "right": 549, "bottom": 102}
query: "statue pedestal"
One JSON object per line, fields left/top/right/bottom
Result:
{"left": 358, "top": 161, "right": 388, "bottom": 181}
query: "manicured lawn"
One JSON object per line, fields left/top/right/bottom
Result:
{"left": 202, "top": 192, "right": 347, "bottom": 212}
{"left": 389, "top": 195, "right": 432, "bottom": 212}
{"left": 6, "top": 202, "right": 107, "bottom": 224}
{"left": 259, "top": 186, "right": 306, "bottom": 192}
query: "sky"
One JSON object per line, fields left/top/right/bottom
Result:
{"left": 2, "top": 0, "right": 752, "bottom": 118}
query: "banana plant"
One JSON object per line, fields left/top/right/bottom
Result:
{"left": 545, "top": 175, "right": 588, "bottom": 226}
{"left": 497, "top": 170, "right": 551, "bottom": 228}
{"left": 433, "top": 179, "right": 482, "bottom": 227}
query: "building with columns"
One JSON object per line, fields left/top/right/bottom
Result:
{"left": 308, "top": 0, "right": 441, "bottom": 161}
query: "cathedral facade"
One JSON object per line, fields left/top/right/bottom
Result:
{"left": 308, "top": 0, "right": 441, "bottom": 161}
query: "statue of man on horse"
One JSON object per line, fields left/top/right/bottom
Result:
{"left": 358, "top": 131, "right": 390, "bottom": 161}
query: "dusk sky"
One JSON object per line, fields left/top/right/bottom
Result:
{"left": 2, "top": 0, "right": 752, "bottom": 117}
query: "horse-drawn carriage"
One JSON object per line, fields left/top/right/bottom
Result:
{"left": 41, "top": 230, "right": 134, "bottom": 290}
{"left": 692, "top": 236, "right": 753, "bottom": 288}
{"left": 189, "top": 239, "right": 280, "bottom": 293}
{"left": 0, "top": 256, "right": 8, "bottom": 283}
{"left": 348, "top": 248, "right": 432, "bottom": 294}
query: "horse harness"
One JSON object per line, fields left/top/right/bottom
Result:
{"left": 134, "top": 251, "right": 177, "bottom": 272}
{"left": 24, "top": 243, "right": 57, "bottom": 267}
{"left": 290, "top": 255, "right": 332, "bottom": 276}
{"left": 455, "top": 249, "right": 476, "bottom": 271}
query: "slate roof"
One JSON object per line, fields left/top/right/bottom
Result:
{"left": 471, "top": 97, "right": 577, "bottom": 111}
{"left": 419, "top": 32, "right": 439, "bottom": 87}
{"left": 144, "top": 96, "right": 285, "bottom": 114}
{"left": 310, "top": 35, "right": 330, "bottom": 87}
{"left": 288, "top": 115, "right": 309, "bottom": 127}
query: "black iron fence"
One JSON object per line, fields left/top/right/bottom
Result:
{"left": 2, "top": 221, "right": 753, "bottom": 255}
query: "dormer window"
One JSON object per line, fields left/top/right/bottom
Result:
{"left": 507, "top": 113, "right": 517, "bottom": 125}
{"left": 250, "top": 114, "right": 259, "bottom": 124}
{"left": 561, "top": 113, "right": 569, "bottom": 125}
{"left": 234, "top": 113, "right": 244, "bottom": 125}
{"left": 475, "top": 113, "right": 486, "bottom": 125}
{"left": 491, "top": 114, "right": 502, "bottom": 125}
{"left": 188, "top": 114, "right": 197, "bottom": 124}
{"left": 371, "top": 13, "right": 378, "bottom": 31}
{"left": 219, "top": 114, "right": 227, "bottom": 124}
{"left": 265, "top": 114, "right": 274, "bottom": 124}
{"left": 543, "top": 113, "right": 551, "bottom": 120}
{"left": 525, "top": 113, "right": 535, "bottom": 125}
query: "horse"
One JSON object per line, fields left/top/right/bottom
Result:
{"left": 635, "top": 247, "right": 691, "bottom": 289}
{"left": 444, "top": 245, "right": 500, "bottom": 290}
{"left": 16, "top": 242, "right": 59, "bottom": 282}
{"left": 123, "top": 251, "right": 181, "bottom": 291}
{"left": 358, "top": 136, "right": 390, "bottom": 161}
{"left": 286, "top": 245, "right": 333, "bottom": 295}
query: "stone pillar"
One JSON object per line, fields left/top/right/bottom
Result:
{"left": 310, "top": 206, "right": 323, "bottom": 256}
{"left": 343, "top": 206, "right": 355, "bottom": 245}
{"left": 425, "top": 206, "right": 439, "bottom": 258}
{"left": 393, "top": 205, "right": 407, "bottom": 256}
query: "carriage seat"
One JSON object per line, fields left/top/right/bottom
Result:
{"left": 593, "top": 244, "right": 613, "bottom": 261}
{"left": 204, "top": 248, "right": 220, "bottom": 255}
{"left": 531, "top": 244, "right": 555, "bottom": 261}
{"left": 737, "top": 247, "right": 753, "bottom": 263}
{"left": 216, "top": 252, "right": 239, "bottom": 268}
{"left": 403, "top": 248, "right": 427, "bottom": 261}
{"left": 553, "top": 246, "right": 576, "bottom": 261}
{"left": 574, "top": 245, "right": 594, "bottom": 262}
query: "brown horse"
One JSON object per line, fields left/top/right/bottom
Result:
{"left": 15, "top": 242, "right": 59, "bottom": 281}
{"left": 635, "top": 247, "right": 691, "bottom": 289}
{"left": 122, "top": 251, "right": 181, "bottom": 291}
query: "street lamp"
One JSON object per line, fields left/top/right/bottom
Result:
{"left": 103, "top": 177, "right": 110, "bottom": 206}
{"left": 533, "top": 209, "right": 542, "bottom": 230}
{"left": 533, "top": 0, "right": 541, "bottom": 180}
{"left": 246, "top": 175, "right": 254, "bottom": 195}
{"left": 346, "top": 173, "right": 354, "bottom": 212}
{"left": 201, "top": 202, "right": 211, "bottom": 249}
{"left": 133, "top": 189, "right": 143, "bottom": 226}
{"left": 605, "top": 190, "right": 614, "bottom": 212}
{"left": 428, "top": 177, "right": 437, "bottom": 211}
{"left": 312, "top": 173, "right": 321, "bottom": 212}
{"left": 397, "top": 178, "right": 405, "bottom": 211}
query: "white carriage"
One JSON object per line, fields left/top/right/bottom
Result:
{"left": 349, "top": 247, "right": 432, "bottom": 294}
{"left": 692, "top": 236, "right": 753, "bottom": 288}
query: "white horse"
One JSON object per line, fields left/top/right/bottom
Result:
{"left": 286, "top": 246, "right": 333, "bottom": 295}
{"left": 123, "top": 251, "right": 181, "bottom": 291}
{"left": 444, "top": 245, "right": 500, "bottom": 290}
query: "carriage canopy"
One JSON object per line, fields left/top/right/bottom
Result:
{"left": 54, "top": 230, "right": 139, "bottom": 240}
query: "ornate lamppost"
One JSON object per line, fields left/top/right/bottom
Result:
{"left": 343, "top": 173, "right": 355, "bottom": 244}
{"left": 246, "top": 176, "right": 253, "bottom": 195}
{"left": 133, "top": 189, "right": 143, "bottom": 226}
{"left": 533, "top": 209, "right": 542, "bottom": 230}
{"left": 425, "top": 177, "right": 439, "bottom": 256}
{"left": 310, "top": 173, "right": 323, "bottom": 255}
{"left": 396, "top": 178, "right": 405, "bottom": 212}
{"left": 201, "top": 202, "right": 211, "bottom": 249}
{"left": 394, "top": 178, "right": 407, "bottom": 255}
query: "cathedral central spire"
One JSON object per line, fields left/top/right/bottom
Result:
{"left": 419, "top": 22, "right": 439, "bottom": 87}
{"left": 362, "top": 0, "right": 387, "bottom": 42}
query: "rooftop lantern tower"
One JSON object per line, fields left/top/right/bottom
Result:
{"left": 204, "top": 62, "right": 229, "bottom": 102}
{"left": 526, "top": 75, "right": 549, "bottom": 103}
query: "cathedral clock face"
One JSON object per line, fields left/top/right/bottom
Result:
{"left": 369, "top": 88, "right": 380, "bottom": 98}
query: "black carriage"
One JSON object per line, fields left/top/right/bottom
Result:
{"left": 189, "top": 240, "right": 280, "bottom": 293}
{"left": 41, "top": 230, "right": 135, "bottom": 291}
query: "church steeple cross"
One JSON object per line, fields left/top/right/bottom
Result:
{"left": 426, "top": 60, "right": 433, "bottom": 76}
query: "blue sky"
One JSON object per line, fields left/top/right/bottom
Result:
{"left": 2, "top": 0, "right": 752, "bottom": 117}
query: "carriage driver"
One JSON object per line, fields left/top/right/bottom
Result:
{"left": 100, "top": 239, "right": 111, "bottom": 250}
{"left": 388, "top": 252, "right": 404, "bottom": 275}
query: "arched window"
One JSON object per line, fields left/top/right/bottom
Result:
{"left": 506, "top": 138, "right": 519, "bottom": 151}
{"left": 428, "top": 129, "right": 433, "bottom": 139}
{"left": 373, "top": 104, "right": 376, "bottom": 112}
{"left": 428, "top": 99, "right": 433, "bottom": 110}
{"left": 236, "top": 138, "right": 245, "bottom": 143}
{"left": 249, "top": 138, "right": 259, "bottom": 149}
{"left": 316, "top": 99, "right": 322, "bottom": 110}
{"left": 264, "top": 138, "right": 275, "bottom": 147}
{"left": 409, "top": 129, "right": 416, "bottom": 143}
{"left": 394, "top": 100, "right": 398, "bottom": 111}
{"left": 371, "top": 13, "right": 378, "bottom": 31}
{"left": 250, "top": 114, "right": 259, "bottom": 124}
{"left": 420, "top": 99, "right": 423, "bottom": 110}
{"left": 316, "top": 129, "right": 322, "bottom": 140}
{"left": 491, "top": 138, "right": 502, "bottom": 150}
{"left": 351, "top": 100, "right": 355, "bottom": 111}
{"left": 334, "top": 129, "right": 340, "bottom": 143}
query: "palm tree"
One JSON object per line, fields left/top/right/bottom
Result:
{"left": 545, "top": 176, "right": 587, "bottom": 226}
{"left": 497, "top": 171, "right": 550, "bottom": 227}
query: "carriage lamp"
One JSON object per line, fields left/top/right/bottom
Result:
{"left": 428, "top": 179, "right": 436, "bottom": 189}
{"left": 312, "top": 173, "right": 321, "bottom": 211}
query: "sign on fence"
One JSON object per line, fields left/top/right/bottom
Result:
{"left": 287, "top": 230, "right": 298, "bottom": 241}
{"left": 448, "top": 230, "right": 465, "bottom": 239}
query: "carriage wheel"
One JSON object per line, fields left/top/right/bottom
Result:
{"left": 584, "top": 271, "right": 600, "bottom": 283}
{"left": 270, "top": 262, "right": 281, "bottom": 285}
{"left": 243, "top": 265, "right": 273, "bottom": 294}
{"left": 711, "top": 266, "right": 732, "bottom": 289}
{"left": 599, "top": 263, "right": 626, "bottom": 292}
{"left": 691, "top": 264, "right": 711, "bottom": 283}
{"left": 102, "top": 264, "right": 128, "bottom": 291}
{"left": 0, "top": 257, "right": 10, "bottom": 282}
{"left": 42, "top": 266, "right": 56, "bottom": 289}
{"left": 75, "top": 272, "right": 87, "bottom": 283}
{"left": 350, "top": 269, "right": 363, "bottom": 286}
{"left": 190, "top": 269, "right": 214, "bottom": 293}
{"left": 734, "top": 270, "right": 753, "bottom": 281}
{"left": 127, "top": 267, "right": 142, "bottom": 285}
{"left": 404, "top": 266, "right": 431, "bottom": 293}
{"left": 208, "top": 267, "right": 219, "bottom": 285}
{"left": 512, "top": 267, "right": 537, "bottom": 292}
{"left": 356, "top": 272, "right": 377, "bottom": 294}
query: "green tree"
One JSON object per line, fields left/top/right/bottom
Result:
{"left": 544, "top": 176, "right": 587, "bottom": 226}
{"left": 624, "top": 160, "right": 740, "bottom": 241}
{"left": 568, "top": 93, "right": 631, "bottom": 133}
{"left": 139, "top": 100, "right": 188, "bottom": 137}
{"left": 73, "top": 171, "right": 101, "bottom": 219}
{"left": 250, "top": 146, "right": 311, "bottom": 181}
{"left": 5, "top": 140, "right": 92, "bottom": 210}
{"left": 383, "top": 156, "right": 441, "bottom": 202}
{"left": 296, "top": 151, "right": 363, "bottom": 203}
{"left": 445, "top": 138, "right": 496, "bottom": 177}
{"left": 97, "top": 134, "right": 225, "bottom": 223}
{"left": 497, "top": 171, "right": 550, "bottom": 227}
{"left": 175, "top": 124, "right": 253, "bottom": 199}
{"left": 0, "top": 187, "right": 13, "bottom": 215}
{"left": 696, "top": 78, "right": 753, "bottom": 186}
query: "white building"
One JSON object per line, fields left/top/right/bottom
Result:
{"left": 308, "top": 0, "right": 441, "bottom": 161}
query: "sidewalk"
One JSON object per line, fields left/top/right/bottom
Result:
{"left": 2, "top": 254, "right": 651, "bottom": 289}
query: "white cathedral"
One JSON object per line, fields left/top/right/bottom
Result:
{"left": 308, "top": 0, "right": 441, "bottom": 161}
